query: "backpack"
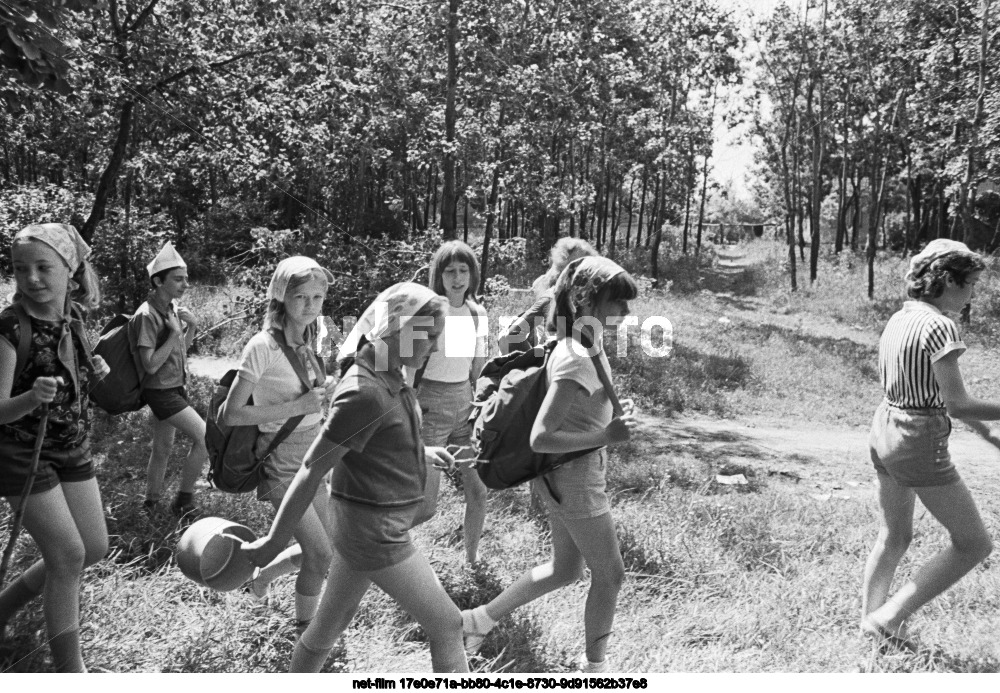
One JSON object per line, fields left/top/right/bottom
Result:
{"left": 9, "top": 303, "right": 141, "bottom": 416}
{"left": 469, "top": 338, "right": 624, "bottom": 499}
{"left": 88, "top": 314, "right": 145, "bottom": 415}
{"left": 205, "top": 329, "right": 324, "bottom": 494}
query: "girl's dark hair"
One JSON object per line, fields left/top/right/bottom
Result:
{"left": 906, "top": 252, "right": 986, "bottom": 299}
{"left": 429, "top": 241, "right": 480, "bottom": 301}
{"left": 548, "top": 269, "right": 639, "bottom": 335}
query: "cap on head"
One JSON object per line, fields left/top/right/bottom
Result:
{"left": 147, "top": 242, "right": 187, "bottom": 278}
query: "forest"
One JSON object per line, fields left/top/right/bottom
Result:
{"left": 2, "top": 0, "right": 999, "bottom": 305}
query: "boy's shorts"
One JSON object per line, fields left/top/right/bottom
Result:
{"left": 143, "top": 386, "right": 191, "bottom": 421}
{"left": 869, "top": 400, "right": 961, "bottom": 487}
{"left": 0, "top": 435, "right": 94, "bottom": 496}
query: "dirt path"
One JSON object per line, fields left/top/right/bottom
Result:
{"left": 633, "top": 411, "right": 1000, "bottom": 506}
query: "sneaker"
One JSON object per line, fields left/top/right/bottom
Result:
{"left": 461, "top": 609, "right": 489, "bottom": 655}
{"left": 170, "top": 499, "right": 202, "bottom": 522}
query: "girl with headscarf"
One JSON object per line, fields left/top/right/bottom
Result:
{"left": 242, "top": 283, "right": 469, "bottom": 673}
{"left": 220, "top": 257, "right": 338, "bottom": 633}
{"left": 462, "top": 257, "right": 638, "bottom": 673}
{"left": 499, "top": 237, "right": 596, "bottom": 354}
{"left": 0, "top": 223, "right": 110, "bottom": 671}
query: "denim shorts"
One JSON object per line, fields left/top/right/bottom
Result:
{"left": 0, "top": 435, "right": 93, "bottom": 497}
{"left": 143, "top": 386, "right": 190, "bottom": 421}
{"left": 869, "top": 400, "right": 961, "bottom": 487}
{"left": 531, "top": 449, "right": 611, "bottom": 520}
{"left": 417, "top": 379, "right": 474, "bottom": 450}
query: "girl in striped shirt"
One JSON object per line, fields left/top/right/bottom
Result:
{"left": 862, "top": 239, "right": 996, "bottom": 650}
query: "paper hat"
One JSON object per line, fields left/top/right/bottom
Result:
{"left": 147, "top": 242, "right": 188, "bottom": 277}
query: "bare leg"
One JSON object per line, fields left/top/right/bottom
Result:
{"left": 12, "top": 479, "right": 107, "bottom": 672}
{"left": 868, "top": 478, "right": 993, "bottom": 633}
{"left": 145, "top": 419, "right": 176, "bottom": 501}
{"left": 163, "top": 406, "right": 208, "bottom": 495}
{"left": 461, "top": 467, "right": 487, "bottom": 564}
{"left": 485, "top": 511, "right": 586, "bottom": 618}
{"left": 371, "top": 552, "right": 468, "bottom": 672}
{"left": 861, "top": 472, "right": 915, "bottom": 617}
{"left": 292, "top": 550, "right": 371, "bottom": 672}
{"left": 556, "top": 512, "right": 625, "bottom": 663}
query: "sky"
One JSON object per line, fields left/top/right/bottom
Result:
{"left": 710, "top": 0, "right": 808, "bottom": 201}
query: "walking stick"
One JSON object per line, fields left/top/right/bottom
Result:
{"left": 0, "top": 404, "right": 50, "bottom": 588}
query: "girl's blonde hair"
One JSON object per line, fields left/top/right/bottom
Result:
{"left": 264, "top": 267, "right": 330, "bottom": 336}
{"left": 10, "top": 236, "right": 102, "bottom": 312}
{"left": 538, "top": 237, "right": 597, "bottom": 291}
{"left": 429, "top": 241, "right": 480, "bottom": 301}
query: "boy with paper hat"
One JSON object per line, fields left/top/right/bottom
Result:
{"left": 129, "top": 241, "right": 207, "bottom": 519}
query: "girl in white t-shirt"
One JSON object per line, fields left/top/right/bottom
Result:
{"left": 221, "top": 257, "right": 337, "bottom": 633}
{"left": 411, "top": 241, "right": 490, "bottom": 564}
{"left": 461, "top": 257, "right": 637, "bottom": 672}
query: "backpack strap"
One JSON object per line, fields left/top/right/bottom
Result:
{"left": 589, "top": 351, "right": 624, "bottom": 417}
{"left": 11, "top": 303, "right": 32, "bottom": 386}
{"left": 256, "top": 328, "right": 324, "bottom": 461}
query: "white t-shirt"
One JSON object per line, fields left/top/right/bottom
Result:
{"left": 236, "top": 331, "right": 321, "bottom": 433}
{"left": 545, "top": 338, "right": 614, "bottom": 434}
{"left": 420, "top": 301, "right": 487, "bottom": 383}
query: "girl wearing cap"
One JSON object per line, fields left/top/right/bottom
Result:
{"left": 462, "top": 257, "right": 637, "bottom": 673}
{"left": 220, "top": 257, "right": 337, "bottom": 632}
{"left": 862, "top": 239, "right": 996, "bottom": 650}
{"left": 0, "top": 224, "right": 110, "bottom": 671}
{"left": 132, "top": 242, "right": 207, "bottom": 519}
{"left": 411, "top": 240, "right": 490, "bottom": 564}
{"left": 242, "top": 283, "right": 469, "bottom": 673}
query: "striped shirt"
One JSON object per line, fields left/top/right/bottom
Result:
{"left": 878, "top": 301, "right": 965, "bottom": 409}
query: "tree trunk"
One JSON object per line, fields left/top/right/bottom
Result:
{"left": 636, "top": 167, "right": 648, "bottom": 247}
{"left": 440, "top": 0, "right": 460, "bottom": 239}
{"left": 81, "top": 100, "right": 135, "bottom": 243}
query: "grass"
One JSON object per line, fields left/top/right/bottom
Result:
{"left": 3, "top": 239, "right": 1000, "bottom": 671}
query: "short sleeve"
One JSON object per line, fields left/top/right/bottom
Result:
{"left": 321, "top": 377, "right": 385, "bottom": 454}
{"left": 133, "top": 308, "right": 161, "bottom": 349}
{"left": 923, "top": 316, "right": 966, "bottom": 363}
{"left": 0, "top": 309, "right": 19, "bottom": 356}
{"left": 236, "top": 333, "right": 276, "bottom": 384}
{"left": 548, "top": 341, "right": 600, "bottom": 394}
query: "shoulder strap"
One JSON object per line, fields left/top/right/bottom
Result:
{"left": 590, "top": 351, "right": 623, "bottom": 417}
{"left": 570, "top": 333, "right": 623, "bottom": 418}
{"left": 269, "top": 328, "right": 319, "bottom": 390}
{"left": 256, "top": 328, "right": 318, "bottom": 461}
{"left": 11, "top": 303, "right": 32, "bottom": 384}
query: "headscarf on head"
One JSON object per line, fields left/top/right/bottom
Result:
{"left": 15, "top": 223, "right": 91, "bottom": 273}
{"left": 906, "top": 239, "right": 976, "bottom": 280}
{"left": 338, "top": 283, "right": 442, "bottom": 365}
{"left": 555, "top": 256, "right": 626, "bottom": 317}
{"left": 267, "top": 256, "right": 336, "bottom": 303}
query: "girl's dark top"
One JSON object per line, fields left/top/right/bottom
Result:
{"left": 0, "top": 305, "right": 94, "bottom": 450}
